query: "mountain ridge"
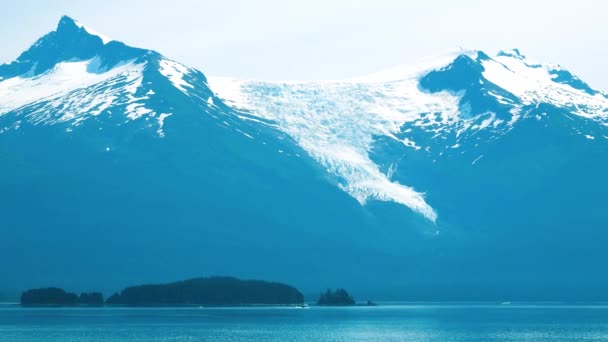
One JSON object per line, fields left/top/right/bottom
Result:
{"left": 2, "top": 17, "right": 608, "bottom": 301}
{"left": 3, "top": 17, "right": 608, "bottom": 221}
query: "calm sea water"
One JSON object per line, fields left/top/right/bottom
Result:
{"left": 1, "top": 304, "right": 607, "bottom": 341}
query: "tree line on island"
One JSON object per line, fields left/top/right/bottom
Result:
{"left": 20, "top": 277, "right": 374, "bottom": 307}
{"left": 317, "top": 288, "right": 356, "bottom": 306}
{"left": 106, "top": 277, "right": 303, "bottom": 306}
{"left": 21, "top": 288, "right": 104, "bottom": 306}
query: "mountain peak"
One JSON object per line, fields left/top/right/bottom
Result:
{"left": 56, "top": 15, "right": 111, "bottom": 44}
{"left": 57, "top": 15, "right": 78, "bottom": 29}
{"left": 11, "top": 18, "right": 104, "bottom": 76}
{"left": 497, "top": 48, "right": 526, "bottom": 60}
{"left": 0, "top": 16, "right": 142, "bottom": 79}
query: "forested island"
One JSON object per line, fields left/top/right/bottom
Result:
{"left": 316, "top": 288, "right": 377, "bottom": 306}
{"left": 21, "top": 288, "right": 103, "bottom": 306}
{"left": 20, "top": 277, "right": 303, "bottom": 307}
{"left": 21, "top": 279, "right": 375, "bottom": 307}
{"left": 105, "top": 277, "right": 304, "bottom": 306}
{"left": 317, "top": 289, "right": 356, "bottom": 306}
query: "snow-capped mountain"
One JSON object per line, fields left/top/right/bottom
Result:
{"left": 0, "top": 16, "right": 227, "bottom": 136}
{"left": 2, "top": 16, "right": 608, "bottom": 301}
{"left": 209, "top": 48, "right": 608, "bottom": 222}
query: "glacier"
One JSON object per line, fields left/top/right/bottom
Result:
{"left": 208, "top": 49, "right": 608, "bottom": 222}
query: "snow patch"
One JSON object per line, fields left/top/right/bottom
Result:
{"left": 73, "top": 19, "right": 112, "bottom": 44}
{"left": 235, "top": 128, "right": 254, "bottom": 139}
{"left": 156, "top": 113, "right": 172, "bottom": 137}
{"left": 472, "top": 155, "right": 484, "bottom": 165}
{"left": 159, "top": 59, "right": 194, "bottom": 93}
{"left": 402, "top": 138, "right": 422, "bottom": 150}
{"left": 126, "top": 102, "right": 153, "bottom": 120}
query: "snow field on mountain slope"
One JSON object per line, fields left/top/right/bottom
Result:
{"left": 482, "top": 54, "right": 608, "bottom": 118}
{"left": 0, "top": 58, "right": 148, "bottom": 125}
{"left": 207, "top": 58, "right": 471, "bottom": 222}
{"left": 208, "top": 49, "right": 608, "bottom": 222}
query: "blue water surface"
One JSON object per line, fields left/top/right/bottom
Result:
{"left": 1, "top": 304, "right": 607, "bottom": 341}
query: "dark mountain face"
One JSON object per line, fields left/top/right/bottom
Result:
{"left": 2, "top": 18, "right": 608, "bottom": 301}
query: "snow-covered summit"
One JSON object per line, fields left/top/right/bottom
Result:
{"left": 1, "top": 16, "right": 145, "bottom": 79}
{"left": 0, "top": 16, "right": 214, "bottom": 134}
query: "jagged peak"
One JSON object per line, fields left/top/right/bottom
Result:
{"left": 57, "top": 15, "right": 78, "bottom": 30}
{"left": 70, "top": 17, "right": 111, "bottom": 44}
{"left": 52, "top": 15, "right": 112, "bottom": 45}
{"left": 0, "top": 16, "right": 149, "bottom": 79}
{"left": 497, "top": 49, "right": 526, "bottom": 60}
{"left": 17, "top": 16, "right": 105, "bottom": 63}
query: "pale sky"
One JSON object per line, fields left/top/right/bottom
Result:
{"left": 1, "top": 0, "right": 607, "bottom": 89}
